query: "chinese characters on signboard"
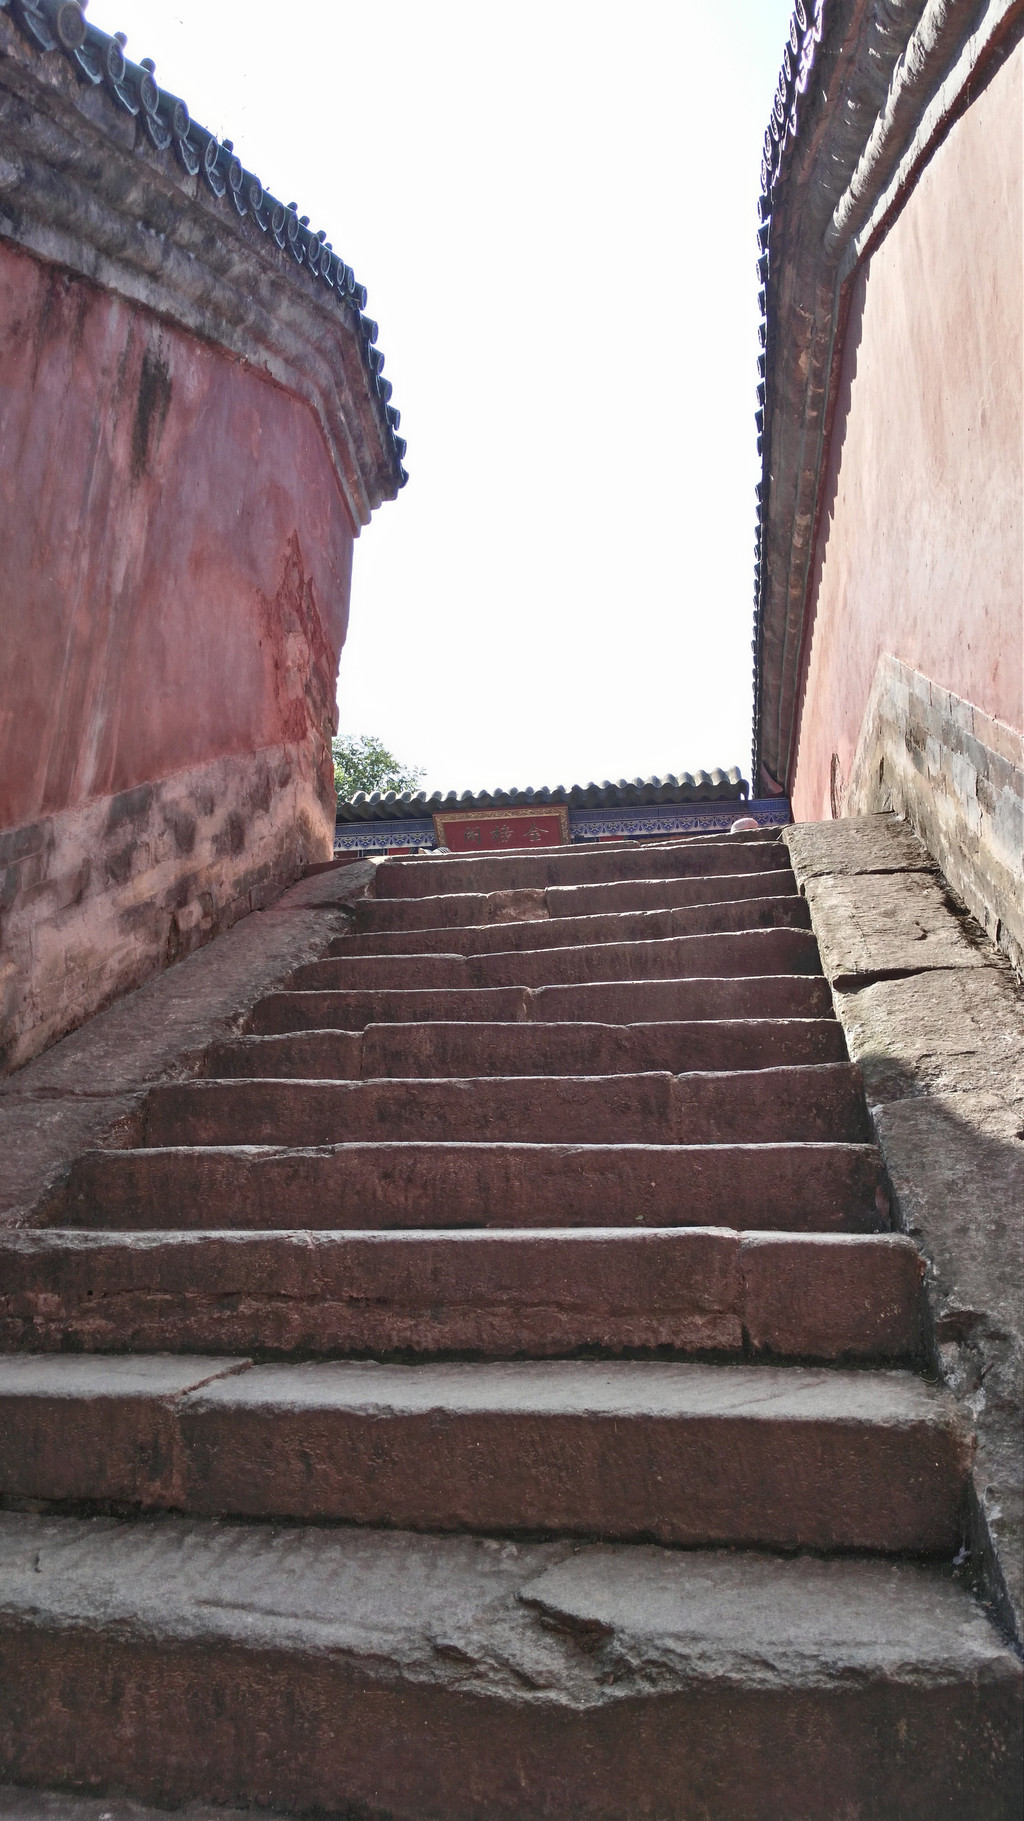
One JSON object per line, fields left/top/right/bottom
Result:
{"left": 432, "top": 807, "right": 570, "bottom": 851}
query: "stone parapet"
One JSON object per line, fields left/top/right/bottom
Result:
{"left": 785, "top": 812, "right": 1024, "bottom": 1648}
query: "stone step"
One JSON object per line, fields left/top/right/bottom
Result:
{"left": 353, "top": 866, "right": 801, "bottom": 932}
{"left": 248, "top": 973, "right": 836, "bottom": 1033}
{"left": 335, "top": 895, "right": 812, "bottom": 957}
{"left": 288, "top": 926, "right": 822, "bottom": 992}
{"left": 0, "top": 1355, "right": 967, "bottom": 1550}
{"left": 141, "top": 1064, "right": 871, "bottom": 1149}
{"left": 207, "top": 1018, "right": 849, "bottom": 1081}
{"left": 373, "top": 838, "right": 793, "bottom": 897}
{"left": 0, "top": 1229, "right": 923, "bottom": 1361}
{"left": 1, "top": 1514, "right": 1018, "bottom": 1819}
{"left": 64, "top": 1140, "right": 888, "bottom": 1233}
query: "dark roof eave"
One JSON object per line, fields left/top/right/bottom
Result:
{"left": 0, "top": 2, "right": 406, "bottom": 524}
{"left": 336, "top": 770, "right": 749, "bottom": 822}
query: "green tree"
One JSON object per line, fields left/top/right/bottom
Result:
{"left": 333, "top": 734, "right": 424, "bottom": 805}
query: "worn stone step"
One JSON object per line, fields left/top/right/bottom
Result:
{"left": 141, "top": 1064, "right": 871, "bottom": 1149}
{"left": 0, "top": 1355, "right": 967, "bottom": 1550}
{"left": 373, "top": 837, "right": 793, "bottom": 897}
{"left": 207, "top": 1017, "right": 848, "bottom": 1081}
{"left": 248, "top": 973, "right": 836, "bottom": 1033}
{"left": 1, "top": 1515, "right": 1018, "bottom": 1820}
{"left": 289, "top": 926, "right": 823, "bottom": 992}
{"left": 64, "top": 1140, "right": 888, "bottom": 1233}
{"left": 353, "top": 867, "right": 801, "bottom": 933}
{"left": 0, "top": 1230, "right": 923, "bottom": 1361}
{"left": 223, "top": 1012, "right": 851, "bottom": 1083}
{"left": 335, "top": 895, "right": 812, "bottom": 957}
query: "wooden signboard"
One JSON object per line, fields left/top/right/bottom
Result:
{"left": 433, "top": 805, "right": 570, "bottom": 852}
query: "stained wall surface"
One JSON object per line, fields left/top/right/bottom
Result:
{"left": 791, "top": 39, "right": 1024, "bottom": 825}
{"left": 0, "top": 241, "right": 355, "bottom": 1069}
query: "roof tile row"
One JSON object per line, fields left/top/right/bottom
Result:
{"left": 336, "top": 770, "right": 748, "bottom": 822}
{"left": 0, "top": 0, "right": 405, "bottom": 486}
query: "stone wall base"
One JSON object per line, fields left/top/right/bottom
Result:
{"left": 0, "top": 747, "right": 332, "bottom": 1075}
{"left": 847, "top": 654, "right": 1024, "bottom": 974}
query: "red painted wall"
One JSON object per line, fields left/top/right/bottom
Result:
{"left": 0, "top": 241, "right": 354, "bottom": 830}
{"left": 791, "top": 41, "right": 1023, "bottom": 821}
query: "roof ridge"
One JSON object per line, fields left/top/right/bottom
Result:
{"left": 337, "top": 769, "right": 749, "bottom": 820}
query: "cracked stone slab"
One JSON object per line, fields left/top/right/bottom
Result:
{"left": 837, "top": 966, "right": 1024, "bottom": 1113}
{"left": 802, "top": 872, "right": 989, "bottom": 984}
{"left": 784, "top": 815, "right": 939, "bottom": 879}
{"left": 0, "top": 1355, "right": 251, "bottom": 1507}
{"left": 517, "top": 1545, "right": 1010, "bottom": 1685}
{"left": 0, "top": 1514, "right": 1018, "bottom": 1819}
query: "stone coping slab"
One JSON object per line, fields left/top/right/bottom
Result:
{"left": 785, "top": 814, "right": 1024, "bottom": 1646}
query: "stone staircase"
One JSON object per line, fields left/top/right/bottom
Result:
{"left": 0, "top": 831, "right": 1020, "bottom": 1818}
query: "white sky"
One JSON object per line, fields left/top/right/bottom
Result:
{"left": 88, "top": 0, "right": 793, "bottom": 793}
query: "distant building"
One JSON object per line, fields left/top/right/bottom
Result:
{"left": 335, "top": 769, "right": 789, "bottom": 856}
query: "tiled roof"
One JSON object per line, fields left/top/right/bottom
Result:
{"left": 336, "top": 769, "right": 748, "bottom": 822}
{"left": 751, "top": 1, "right": 828, "bottom": 786}
{"left": 0, "top": 0, "right": 405, "bottom": 498}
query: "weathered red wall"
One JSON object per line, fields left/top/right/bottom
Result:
{"left": 0, "top": 242, "right": 356, "bottom": 1069}
{"left": 0, "top": 242, "right": 353, "bottom": 828}
{"left": 791, "top": 39, "right": 1023, "bottom": 822}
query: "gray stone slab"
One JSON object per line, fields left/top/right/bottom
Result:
{"left": 0, "top": 1794, "right": 284, "bottom": 1821}
{"left": 519, "top": 1546, "right": 1013, "bottom": 1685}
{"left": 793, "top": 814, "right": 1024, "bottom": 1646}
{"left": 837, "top": 967, "right": 1024, "bottom": 1112}
{"left": 784, "top": 815, "right": 938, "bottom": 879}
{"left": 270, "top": 858, "right": 376, "bottom": 910}
{"left": 182, "top": 1356, "right": 948, "bottom": 1425}
{"left": 872, "top": 1094, "right": 1023, "bottom": 1352}
{"left": 874, "top": 1091, "right": 1024, "bottom": 1642}
{"left": 803, "top": 872, "right": 989, "bottom": 983}
{"left": 0, "top": 1355, "right": 249, "bottom": 1400}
